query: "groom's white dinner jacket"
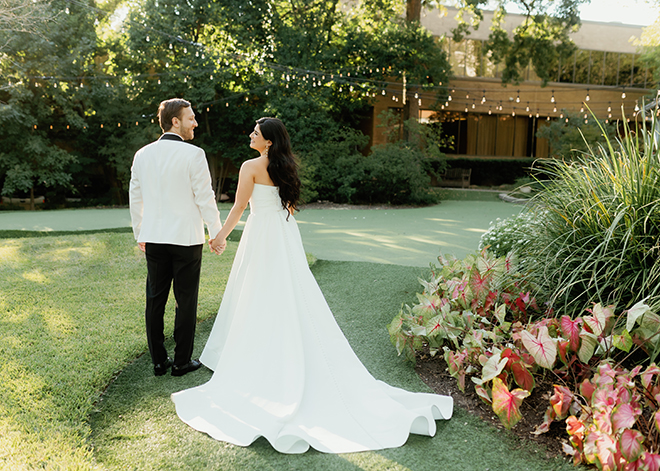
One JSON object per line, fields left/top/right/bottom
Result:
{"left": 129, "top": 132, "right": 222, "bottom": 246}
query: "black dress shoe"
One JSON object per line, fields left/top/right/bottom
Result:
{"left": 171, "top": 359, "right": 202, "bottom": 377}
{"left": 154, "top": 357, "right": 173, "bottom": 376}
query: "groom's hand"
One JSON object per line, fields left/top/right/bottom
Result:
{"left": 209, "top": 237, "right": 226, "bottom": 255}
{"left": 138, "top": 242, "right": 146, "bottom": 252}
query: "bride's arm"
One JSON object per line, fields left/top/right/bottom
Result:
{"left": 210, "top": 162, "right": 255, "bottom": 251}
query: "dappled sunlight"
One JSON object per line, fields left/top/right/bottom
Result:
{"left": 404, "top": 235, "right": 445, "bottom": 245}
{"left": 463, "top": 228, "right": 487, "bottom": 234}
{"left": 0, "top": 242, "right": 21, "bottom": 263}
{"left": 381, "top": 243, "right": 427, "bottom": 254}
{"left": 424, "top": 217, "right": 460, "bottom": 223}
{"left": 432, "top": 230, "right": 459, "bottom": 237}
{"left": 296, "top": 220, "right": 327, "bottom": 226}
{"left": 46, "top": 246, "right": 94, "bottom": 263}
{"left": 340, "top": 451, "right": 414, "bottom": 470}
{"left": 22, "top": 269, "right": 48, "bottom": 284}
{"left": 41, "top": 308, "right": 76, "bottom": 337}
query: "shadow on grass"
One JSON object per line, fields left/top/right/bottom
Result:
{"left": 89, "top": 261, "right": 577, "bottom": 471}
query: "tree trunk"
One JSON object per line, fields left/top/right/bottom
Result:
{"left": 406, "top": 0, "right": 422, "bottom": 23}
{"left": 30, "top": 186, "right": 35, "bottom": 211}
{"left": 403, "top": 0, "right": 422, "bottom": 144}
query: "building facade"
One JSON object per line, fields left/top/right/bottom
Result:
{"left": 371, "top": 7, "right": 654, "bottom": 165}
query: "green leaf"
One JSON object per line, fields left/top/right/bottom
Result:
{"left": 612, "top": 330, "right": 633, "bottom": 353}
{"left": 479, "top": 352, "right": 508, "bottom": 383}
{"left": 626, "top": 299, "right": 651, "bottom": 332}
{"left": 578, "top": 330, "right": 599, "bottom": 363}
{"left": 494, "top": 303, "right": 506, "bottom": 325}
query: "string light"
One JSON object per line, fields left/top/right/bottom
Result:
{"left": 586, "top": 89, "right": 590, "bottom": 101}
{"left": 516, "top": 90, "right": 520, "bottom": 103}
{"left": 481, "top": 90, "right": 486, "bottom": 103}
{"left": 551, "top": 90, "right": 555, "bottom": 103}
{"left": 622, "top": 88, "right": 626, "bottom": 99}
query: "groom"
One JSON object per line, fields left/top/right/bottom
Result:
{"left": 129, "top": 98, "right": 225, "bottom": 377}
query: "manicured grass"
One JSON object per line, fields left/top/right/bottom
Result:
{"left": 0, "top": 233, "right": 235, "bottom": 470}
{"left": 2, "top": 232, "right": 576, "bottom": 470}
{"left": 89, "top": 260, "right": 576, "bottom": 471}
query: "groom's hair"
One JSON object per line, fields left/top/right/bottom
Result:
{"left": 158, "top": 98, "right": 191, "bottom": 133}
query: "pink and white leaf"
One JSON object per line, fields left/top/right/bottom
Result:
{"left": 474, "top": 383, "right": 492, "bottom": 404}
{"left": 611, "top": 403, "right": 639, "bottom": 433}
{"left": 642, "top": 364, "right": 660, "bottom": 390}
{"left": 642, "top": 452, "right": 660, "bottom": 471}
{"left": 591, "top": 303, "right": 615, "bottom": 336}
{"left": 521, "top": 326, "right": 557, "bottom": 369}
{"left": 619, "top": 429, "right": 644, "bottom": 462}
{"left": 560, "top": 315, "right": 582, "bottom": 352}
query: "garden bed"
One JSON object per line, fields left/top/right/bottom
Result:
{"left": 416, "top": 357, "right": 568, "bottom": 459}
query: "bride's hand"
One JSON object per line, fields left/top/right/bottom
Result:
{"left": 209, "top": 237, "right": 227, "bottom": 255}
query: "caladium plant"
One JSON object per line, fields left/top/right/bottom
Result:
{"left": 388, "top": 249, "right": 660, "bottom": 468}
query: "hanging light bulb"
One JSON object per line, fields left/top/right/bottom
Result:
{"left": 622, "top": 89, "right": 626, "bottom": 99}
{"left": 586, "top": 89, "right": 590, "bottom": 101}
{"left": 560, "top": 113, "right": 564, "bottom": 119}
{"left": 488, "top": 107, "right": 492, "bottom": 115}
{"left": 516, "top": 90, "right": 520, "bottom": 103}
{"left": 448, "top": 95, "right": 452, "bottom": 101}
{"left": 526, "top": 102, "right": 529, "bottom": 112}
{"left": 580, "top": 106, "right": 584, "bottom": 113}
{"left": 635, "top": 102, "right": 640, "bottom": 112}
{"left": 608, "top": 105, "right": 612, "bottom": 112}
{"left": 553, "top": 106, "right": 557, "bottom": 113}
{"left": 551, "top": 90, "right": 555, "bottom": 103}
{"left": 471, "top": 100, "right": 475, "bottom": 109}
{"left": 481, "top": 90, "right": 486, "bottom": 103}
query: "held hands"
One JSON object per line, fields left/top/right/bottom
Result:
{"left": 209, "top": 237, "right": 227, "bottom": 255}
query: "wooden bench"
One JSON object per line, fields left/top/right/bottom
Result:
{"left": 439, "top": 168, "right": 471, "bottom": 188}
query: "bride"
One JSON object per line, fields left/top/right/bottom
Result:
{"left": 171, "top": 117, "right": 453, "bottom": 454}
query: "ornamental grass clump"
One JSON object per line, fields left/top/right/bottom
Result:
{"left": 489, "top": 113, "right": 660, "bottom": 321}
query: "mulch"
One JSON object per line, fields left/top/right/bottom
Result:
{"left": 415, "top": 356, "right": 571, "bottom": 460}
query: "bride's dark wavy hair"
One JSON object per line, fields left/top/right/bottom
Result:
{"left": 257, "top": 117, "right": 301, "bottom": 215}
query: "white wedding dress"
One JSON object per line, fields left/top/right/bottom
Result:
{"left": 171, "top": 183, "right": 453, "bottom": 454}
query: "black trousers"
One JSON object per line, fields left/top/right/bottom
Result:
{"left": 144, "top": 243, "right": 203, "bottom": 367}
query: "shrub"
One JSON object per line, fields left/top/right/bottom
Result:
{"left": 355, "top": 142, "right": 442, "bottom": 205}
{"left": 482, "top": 115, "right": 660, "bottom": 321}
{"left": 479, "top": 211, "right": 544, "bottom": 257}
{"left": 388, "top": 249, "right": 660, "bottom": 468}
{"left": 519, "top": 116, "right": 660, "bottom": 318}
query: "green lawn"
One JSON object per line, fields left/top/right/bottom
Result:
{"left": 0, "top": 232, "right": 577, "bottom": 470}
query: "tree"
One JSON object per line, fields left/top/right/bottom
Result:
{"left": 450, "top": 0, "right": 588, "bottom": 85}
{"left": 535, "top": 111, "right": 616, "bottom": 159}
{"left": 0, "top": 0, "right": 98, "bottom": 208}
